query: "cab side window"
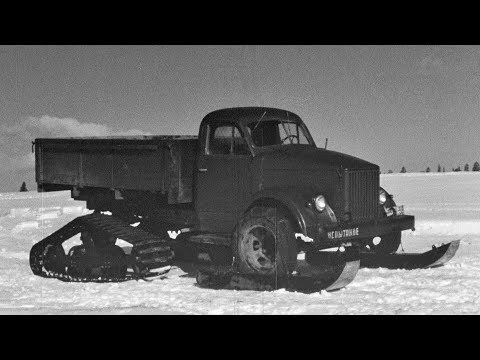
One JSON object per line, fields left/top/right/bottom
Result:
{"left": 210, "top": 125, "right": 232, "bottom": 155}
{"left": 207, "top": 124, "right": 250, "bottom": 156}
{"left": 233, "top": 127, "right": 250, "bottom": 155}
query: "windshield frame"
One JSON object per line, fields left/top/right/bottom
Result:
{"left": 242, "top": 118, "right": 317, "bottom": 151}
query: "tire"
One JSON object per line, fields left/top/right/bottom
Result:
{"left": 366, "top": 232, "right": 401, "bottom": 254}
{"left": 102, "top": 245, "right": 127, "bottom": 278}
{"left": 91, "top": 230, "right": 116, "bottom": 248}
{"left": 66, "top": 245, "right": 89, "bottom": 277}
{"left": 43, "top": 244, "right": 67, "bottom": 273}
{"left": 234, "top": 207, "right": 297, "bottom": 277}
{"left": 66, "top": 244, "right": 127, "bottom": 278}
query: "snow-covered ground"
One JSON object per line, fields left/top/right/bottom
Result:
{"left": 1, "top": 172, "right": 479, "bottom": 314}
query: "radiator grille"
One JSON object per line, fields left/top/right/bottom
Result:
{"left": 343, "top": 169, "right": 379, "bottom": 222}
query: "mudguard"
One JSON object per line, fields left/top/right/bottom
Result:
{"left": 248, "top": 185, "right": 336, "bottom": 235}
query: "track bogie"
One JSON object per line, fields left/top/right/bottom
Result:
{"left": 30, "top": 213, "right": 173, "bottom": 282}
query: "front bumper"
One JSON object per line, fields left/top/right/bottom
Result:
{"left": 307, "top": 215, "right": 415, "bottom": 248}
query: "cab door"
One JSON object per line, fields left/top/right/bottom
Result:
{"left": 195, "top": 121, "right": 252, "bottom": 233}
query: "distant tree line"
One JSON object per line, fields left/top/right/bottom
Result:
{"left": 386, "top": 161, "right": 480, "bottom": 174}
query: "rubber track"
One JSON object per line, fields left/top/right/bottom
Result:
{"left": 30, "top": 213, "right": 174, "bottom": 282}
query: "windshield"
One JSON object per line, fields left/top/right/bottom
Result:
{"left": 246, "top": 120, "right": 314, "bottom": 147}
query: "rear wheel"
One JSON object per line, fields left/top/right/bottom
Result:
{"left": 91, "top": 230, "right": 116, "bottom": 247}
{"left": 43, "top": 244, "right": 66, "bottom": 273}
{"left": 66, "top": 244, "right": 127, "bottom": 278}
{"left": 234, "top": 207, "right": 297, "bottom": 278}
{"left": 101, "top": 245, "right": 127, "bottom": 278}
{"left": 66, "top": 245, "right": 88, "bottom": 277}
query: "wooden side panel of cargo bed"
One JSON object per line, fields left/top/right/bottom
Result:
{"left": 37, "top": 138, "right": 197, "bottom": 204}
{"left": 112, "top": 151, "right": 166, "bottom": 192}
{"left": 41, "top": 151, "right": 81, "bottom": 185}
{"left": 75, "top": 149, "right": 168, "bottom": 193}
{"left": 81, "top": 152, "right": 113, "bottom": 187}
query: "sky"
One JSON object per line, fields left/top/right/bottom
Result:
{"left": 1, "top": 45, "right": 480, "bottom": 192}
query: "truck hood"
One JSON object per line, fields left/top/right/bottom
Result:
{"left": 254, "top": 145, "right": 379, "bottom": 171}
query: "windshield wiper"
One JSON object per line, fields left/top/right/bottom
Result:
{"left": 252, "top": 111, "right": 267, "bottom": 131}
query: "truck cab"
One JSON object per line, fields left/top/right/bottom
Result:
{"left": 195, "top": 107, "right": 414, "bottom": 255}
{"left": 195, "top": 107, "right": 315, "bottom": 232}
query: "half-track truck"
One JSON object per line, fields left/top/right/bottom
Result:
{"left": 30, "top": 107, "right": 459, "bottom": 291}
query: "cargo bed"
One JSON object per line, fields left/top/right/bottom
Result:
{"left": 35, "top": 136, "right": 198, "bottom": 204}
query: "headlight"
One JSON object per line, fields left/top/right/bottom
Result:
{"left": 314, "top": 195, "right": 327, "bottom": 212}
{"left": 379, "top": 188, "right": 387, "bottom": 205}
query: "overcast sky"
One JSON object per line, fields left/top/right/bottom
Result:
{"left": 1, "top": 45, "right": 480, "bottom": 192}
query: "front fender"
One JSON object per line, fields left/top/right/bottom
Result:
{"left": 248, "top": 186, "right": 337, "bottom": 235}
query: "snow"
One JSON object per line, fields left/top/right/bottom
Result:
{"left": 62, "top": 206, "right": 84, "bottom": 215}
{"left": 12, "top": 221, "right": 39, "bottom": 233}
{"left": 1, "top": 172, "right": 480, "bottom": 314}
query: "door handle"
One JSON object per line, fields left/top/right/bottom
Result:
{"left": 198, "top": 168, "right": 207, "bottom": 172}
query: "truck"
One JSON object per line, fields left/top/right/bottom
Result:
{"left": 29, "top": 107, "right": 460, "bottom": 291}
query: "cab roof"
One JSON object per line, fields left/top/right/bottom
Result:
{"left": 201, "top": 107, "right": 303, "bottom": 126}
